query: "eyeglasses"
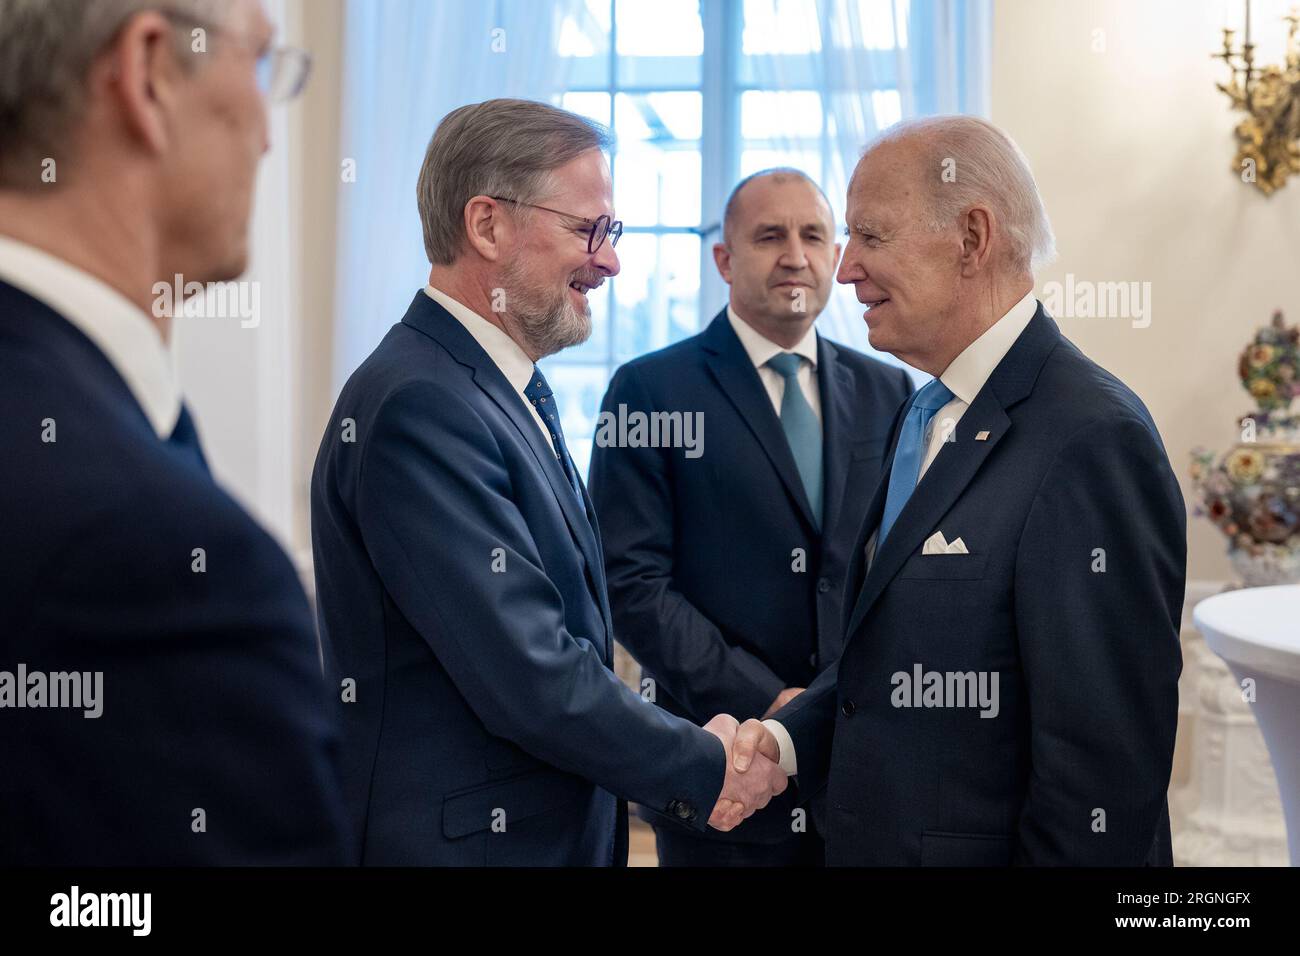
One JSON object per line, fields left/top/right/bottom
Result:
{"left": 158, "top": 9, "right": 313, "bottom": 103}
{"left": 490, "top": 197, "right": 623, "bottom": 255}
{"left": 253, "top": 46, "right": 313, "bottom": 103}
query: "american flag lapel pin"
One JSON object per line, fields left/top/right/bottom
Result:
{"left": 975, "top": 430, "right": 990, "bottom": 441}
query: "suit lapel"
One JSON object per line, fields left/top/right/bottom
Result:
{"left": 842, "top": 304, "right": 1062, "bottom": 642}
{"left": 816, "top": 336, "right": 854, "bottom": 536}
{"left": 401, "top": 292, "right": 612, "bottom": 655}
{"left": 840, "top": 399, "right": 907, "bottom": 641}
{"left": 842, "top": 396, "right": 1010, "bottom": 640}
{"left": 701, "top": 311, "right": 818, "bottom": 532}
{"left": 469, "top": 363, "right": 606, "bottom": 572}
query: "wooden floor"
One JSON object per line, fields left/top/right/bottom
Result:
{"left": 628, "top": 815, "right": 658, "bottom": 867}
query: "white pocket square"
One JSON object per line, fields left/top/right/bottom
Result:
{"left": 922, "top": 531, "right": 970, "bottom": 555}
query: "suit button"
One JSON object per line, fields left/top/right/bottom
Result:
{"left": 668, "top": 800, "right": 696, "bottom": 822}
{"left": 808, "top": 653, "right": 818, "bottom": 668}
{"left": 841, "top": 699, "right": 856, "bottom": 717}
{"left": 817, "top": 577, "right": 832, "bottom": 594}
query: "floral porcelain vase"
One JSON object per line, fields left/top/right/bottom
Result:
{"left": 1191, "top": 311, "right": 1300, "bottom": 587}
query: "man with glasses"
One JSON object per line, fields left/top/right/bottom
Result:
{"left": 0, "top": 0, "right": 342, "bottom": 864}
{"left": 311, "top": 98, "right": 790, "bottom": 865}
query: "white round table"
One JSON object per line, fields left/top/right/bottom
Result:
{"left": 1194, "top": 584, "right": 1300, "bottom": 865}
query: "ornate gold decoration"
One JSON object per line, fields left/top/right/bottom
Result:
{"left": 1214, "top": 4, "right": 1300, "bottom": 195}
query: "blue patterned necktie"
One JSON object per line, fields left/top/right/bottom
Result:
{"left": 766, "top": 352, "right": 823, "bottom": 528}
{"left": 877, "top": 377, "right": 955, "bottom": 546}
{"left": 524, "top": 366, "right": 584, "bottom": 504}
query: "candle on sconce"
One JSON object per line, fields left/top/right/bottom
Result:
{"left": 1212, "top": 0, "right": 1300, "bottom": 194}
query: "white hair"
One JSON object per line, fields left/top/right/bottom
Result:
{"left": 863, "top": 115, "right": 1057, "bottom": 274}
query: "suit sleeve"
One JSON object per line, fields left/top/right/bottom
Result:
{"left": 354, "top": 380, "right": 725, "bottom": 831}
{"left": 1012, "top": 414, "right": 1185, "bottom": 864}
{"left": 771, "top": 367, "right": 908, "bottom": 795}
{"left": 587, "top": 363, "right": 786, "bottom": 721}
{"left": 20, "top": 490, "right": 348, "bottom": 865}
{"left": 769, "top": 657, "right": 840, "bottom": 793}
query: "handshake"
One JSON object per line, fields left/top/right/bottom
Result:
{"left": 701, "top": 714, "right": 787, "bottom": 831}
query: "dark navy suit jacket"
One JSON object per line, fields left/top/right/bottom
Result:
{"left": 589, "top": 309, "right": 912, "bottom": 844}
{"left": 773, "top": 304, "right": 1186, "bottom": 866}
{"left": 310, "top": 290, "right": 726, "bottom": 866}
{"left": 0, "top": 279, "right": 346, "bottom": 865}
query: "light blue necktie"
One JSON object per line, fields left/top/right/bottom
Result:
{"left": 877, "top": 377, "right": 955, "bottom": 546}
{"left": 766, "top": 352, "right": 822, "bottom": 528}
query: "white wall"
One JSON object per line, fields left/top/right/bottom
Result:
{"left": 991, "top": 0, "right": 1300, "bottom": 584}
{"left": 171, "top": 0, "right": 343, "bottom": 578}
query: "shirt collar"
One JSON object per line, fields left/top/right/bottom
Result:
{"left": 0, "top": 234, "right": 180, "bottom": 438}
{"left": 727, "top": 304, "right": 819, "bottom": 371}
{"left": 425, "top": 285, "right": 537, "bottom": 394}
{"left": 939, "top": 291, "right": 1038, "bottom": 405}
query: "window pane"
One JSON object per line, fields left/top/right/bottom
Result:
{"left": 741, "top": 90, "right": 823, "bottom": 139}
{"left": 615, "top": 0, "right": 703, "bottom": 56}
{"left": 614, "top": 91, "right": 702, "bottom": 141}
{"left": 872, "top": 88, "right": 902, "bottom": 128}
{"left": 535, "top": 362, "right": 610, "bottom": 480}
{"left": 612, "top": 232, "right": 700, "bottom": 363}
{"left": 559, "top": 0, "right": 612, "bottom": 57}
{"left": 561, "top": 92, "right": 613, "bottom": 167}
{"left": 742, "top": 0, "right": 821, "bottom": 54}
{"left": 616, "top": 149, "right": 702, "bottom": 226}
{"left": 859, "top": 0, "right": 908, "bottom": 49}
{"left": 740, "top": 149, "right": 821, "bottom": 182}
{"left": 613, "top": 93, "right": 701, "bottom": 227}
{"left": 562, "top": 91, "right": 612, "bottom": 126}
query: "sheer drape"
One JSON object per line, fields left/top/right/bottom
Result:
{"left": 332, "top": 0, "right": 584, "bottom": 392}
{"left": 745, "top": 0, "right": 992, "bottom": 355}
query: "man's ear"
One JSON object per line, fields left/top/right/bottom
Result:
{"left": 100, "top": 11, "right": 183, "bottom": 156}
{"left": 959, "top": 205, "right": 994, "bottom": 277}
{"left": 463, "top": 196, "right": 505, "bottom": 262}
{"left": 712, "top": 242, "right": 732, "bottom": 283}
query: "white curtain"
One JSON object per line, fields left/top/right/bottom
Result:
{"left": 746, "top": 0, "right": 992, "bottom": 358}
{"left": 331, "top": 0, "right": 992, "bottom": 386}
{"left": 331, "top": 0, "right": 585, "bottom": 394}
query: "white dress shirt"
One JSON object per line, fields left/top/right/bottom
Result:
{"left": 727, "top": 305, "right": 821, "bottom": 422}
{"left": 917, "top": 291, "right": 1037, "bottom": 481}
{"left": 762, "top": 290, "right": 1039, "bottom": 775}
{"left": 0, "top": 234, "right": 180, "bottom": 438}
{"left": 424, "top": 286, "right": 555, "bottom": 455}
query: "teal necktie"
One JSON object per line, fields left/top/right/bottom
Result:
{"left": 767, "top": 352, "right": 822, "bottom": 528}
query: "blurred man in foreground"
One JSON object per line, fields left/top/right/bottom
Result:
{"left": 0, "top": 0, "right": 344, "bottom": 864}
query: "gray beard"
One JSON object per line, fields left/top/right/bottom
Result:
{"left": 501, "top": 260, "right": 593, "bottom": 360}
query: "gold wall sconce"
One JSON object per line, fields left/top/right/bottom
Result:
{"left": 1215, "top": 3, "right": 1300, "bottom": 195}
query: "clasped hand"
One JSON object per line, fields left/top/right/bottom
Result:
{"left": 702, "top": 714, "right": 787, "bottom": 831}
